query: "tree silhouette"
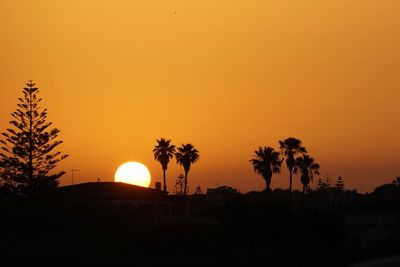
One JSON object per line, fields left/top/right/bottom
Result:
{"left": 175, "top": 143, "right": 199, "bottom": 195}
{"left": 174, "top": 173, "right": 185, "bottom": 195}
{"left": 294, "top": 155, "right": 320, "bottom": 195}
{"left": 194, "top": 184, "right": 203, "bottom": 194}
{"left": 335, "top": 176, "right": 344, "bottom": 192}
{"left": 0, "top": 81, "right": 68, "bottom": 197}
{"left": 279, "top": 137, "right": 307, "bottom": 195}
{"left": 250, "top": 146, "right": 282, "bottom": 192}
{"left": 317, "top": 178, "right": 326, "bottom": 190}
{"left": 153, "top": 138, "right": 175, "bottom": 192}
{"left": 317, "top": 175, "right": 332, "bottom": 191}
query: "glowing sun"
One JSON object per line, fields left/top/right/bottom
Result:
{"left": 114, "top": 162, "right": 151, "bottom": 188}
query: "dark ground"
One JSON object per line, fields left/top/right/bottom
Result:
{"left": 1, "top": 185, "right": 399, "bottom": 266}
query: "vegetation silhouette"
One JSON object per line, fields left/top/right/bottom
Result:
{"left": 294, "top": 154, "right": 320, "bottom": 195}
{"left": 372, "top": 178, "right": 400, "bottom": 210}
{"left": 194, "top": 184, "right": 203, "bottom": 194}
{"left": 335, "top": 176, "right": 345, "bottom": 192}
{"left": 174, "top": 173, "right": 185, "bottom": 195}
{"left": 317, "top": 175, "right": 333, "bottom": 190}
{"left": 279, "top": 137, "right": 307, "bottom": 197}
{"left": 249, "top": 146, "right": 282, "bottom": 192}
{"left": 0, "top": 81, "right": 68, "bottom": 197}
{"left": 153, "top": 138, "right": 175, "bottom": 192}
{"left": 175, "top": 143, "right": 199, "bottom": 195}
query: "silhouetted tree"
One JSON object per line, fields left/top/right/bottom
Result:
{"left": 175, "top": 143, "right": 199, "bottom": 195}
{"left": 372, "top": 181, "right": 400, "bottom": 210}
{"left": 294, "top": 155, "right": 320, "bottom": 195}
{"left": 392, "top": 176, "right": 400, "bottom": 186}
{"left": 317, "top": 175, "right": 332, "bottom": 191}
{"left": 279, "top": 137, "right": 307, "bottom": 195}
{"left": 0, "top": 81, "right": 68, "bottom": 197}
{"left": 335, "top": 176, "right": 344, "bottom": 192}
{"left": 174, "top": 173, "right": 185, "bottom": 195}
{"left": 194, "top": 184, "right": 203, "bottom": 195}
{"left": 153, "top": 138, "right": 175, "bottom": 192}
{"left": 249, "top": 146, "right": 282, "bottom": 192}
{"left": 317, "top": 178, "right": 325, "bottom": 190}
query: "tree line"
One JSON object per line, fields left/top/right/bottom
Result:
{"left": 153, "top": 138, "right": 199, "bottom": 195}
{"left": 250, "top": 138, "right": 320, "bottom": 196}
{"left": 0, "top": 81, "right": 397, "bottom": 200}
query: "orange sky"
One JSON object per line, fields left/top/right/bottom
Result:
{"left": 1, "top": 0, "right": 399, "bottom": 193}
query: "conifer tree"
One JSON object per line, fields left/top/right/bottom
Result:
{"left": 0, "top": 81, "right": 68, "bottom": 197}
{"left": 335, "top": 176, "right": 345, "bottom": 192}
{"left": 317, "top": 178, "right": 327, "bottom": 191}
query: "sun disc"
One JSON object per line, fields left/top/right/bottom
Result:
{"left": 114, "top": 162, "right": 151, "bottom": 188}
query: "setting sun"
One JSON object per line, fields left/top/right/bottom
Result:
{"left": 114, "top": 162, "right": 151, "bottom": 188}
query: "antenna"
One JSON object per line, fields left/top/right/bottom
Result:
{"left": 72, "top": 169, "right": 79, "bottom": 185}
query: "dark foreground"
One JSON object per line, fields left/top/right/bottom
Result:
{"left": 1, "top": 183, "right": 399, "bottom": 266}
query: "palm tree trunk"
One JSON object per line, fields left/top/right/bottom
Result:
{"left": 184, "top": 171, "right": 188, "bottom": 195}
{"left": 289, "top": 169, "right": 293, "bottom": 205}
{"left": 301, "top": 184, "right": 306, "bottom": 210}
{"left": 163, "top": 169, "right": 167, "bottom": 192}
{"left": 266, "top": 179, "right": 271, "bottom": 192}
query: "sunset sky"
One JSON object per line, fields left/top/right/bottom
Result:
{"left": 0, "top": 0, "right": 399, "bottom": 193}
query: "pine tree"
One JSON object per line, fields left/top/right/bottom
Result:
{"left": 317, "top": 175, "right": 332, "bottom": 191}
{"left": 0, "top": 81, "right": 68, "bottom": 197}
{"left": 335, "top": 176, "right": 345, "bottom": 192}
{"left": 317, "top": 178, "right": 326, "bottom": 190}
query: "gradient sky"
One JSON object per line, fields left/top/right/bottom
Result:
{"left": 1, "top": 0, "right": 399, "bottom": 193}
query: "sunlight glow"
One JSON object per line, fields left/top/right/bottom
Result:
{"left": 114, "top": 162, "right": 151, "bottom": 188}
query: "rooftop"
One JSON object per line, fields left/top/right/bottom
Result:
{"left": 48, "top": 182, "right": 167, "bottom": 202}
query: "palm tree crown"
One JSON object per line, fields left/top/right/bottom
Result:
{"left": 294, "top": 154, "right": 320, "bottom": 194}
{"left": 250, "top": 146, "right": 282, "bottom": 191}
{"left": 153, "top": 138, "right": 175, "bottom": 192}
{"left": 175, "top": 143, "right": 199, "bottom": 195}
{"left": 279, "top": 137, "right": 307, "bottom": 193}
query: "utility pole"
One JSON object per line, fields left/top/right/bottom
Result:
{"left": 72, "top": 169, "right": 79, "bottom": 185}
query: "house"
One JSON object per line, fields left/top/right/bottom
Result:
{"left": 206, "top": 185, "right": 240, "bottom": 206}
{"left": 345, "top": 211, "right": 400, "bottom": 250}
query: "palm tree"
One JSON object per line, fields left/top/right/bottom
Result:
{"left": 153, "top": 138, "right": 176, "bottom": 192}
{"left": 294, "top": 154, "right": 320, "bottom": 195}
{"left": 279, "top": 137, "right": 307, "bottom": 194}
{"left": 249, "top": 147, "right": 282, "bottom": 192}
{"left": 175, "top": 143, "right": 199, "bottom": 195}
